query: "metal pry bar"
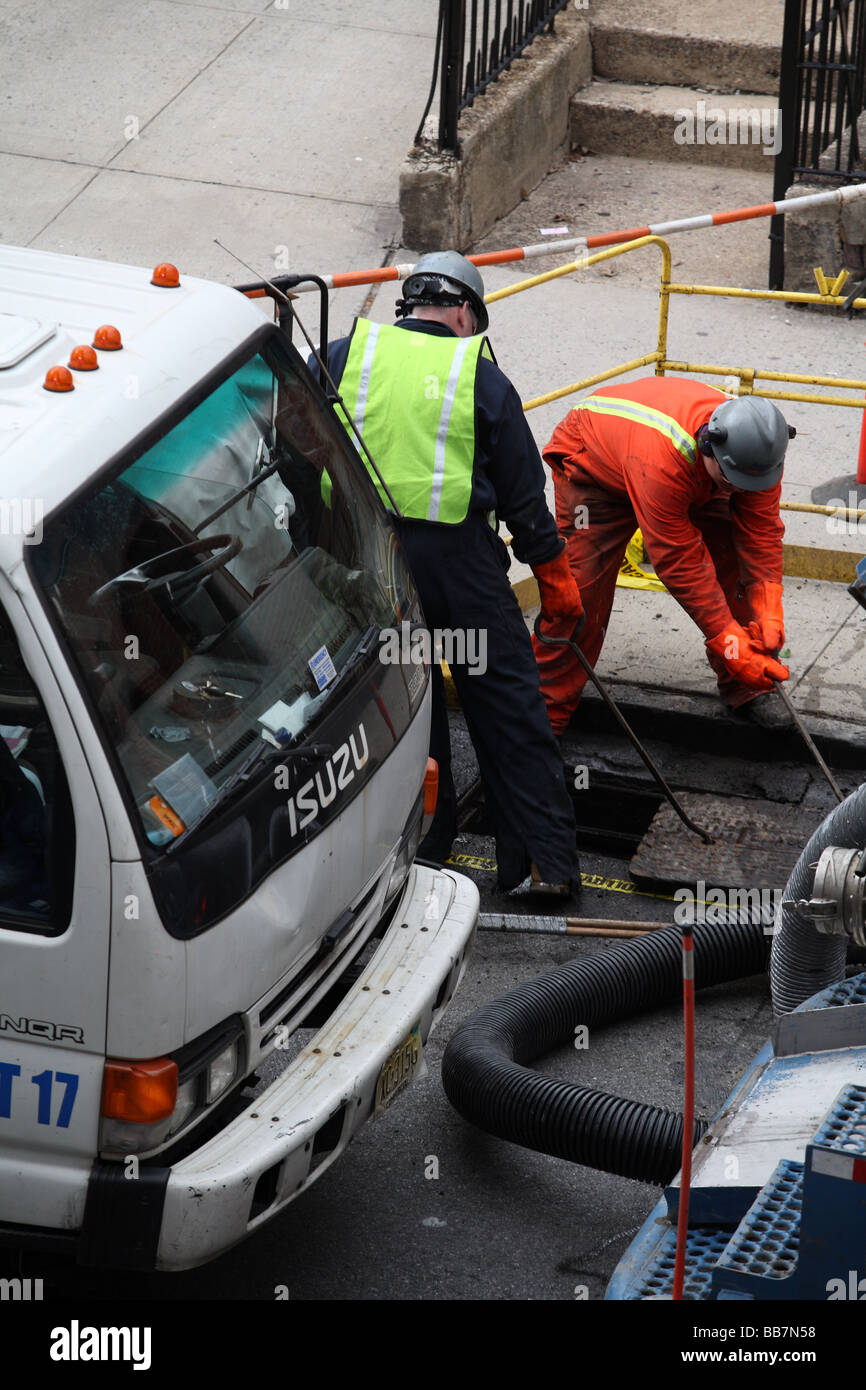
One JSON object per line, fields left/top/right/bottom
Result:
{"left": 772, "top": 678, "right": 845, "bottom": 803}
{"left": 533, "top": 616, "right": 713, "bottom": 844}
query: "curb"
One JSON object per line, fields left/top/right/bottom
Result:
{"left": 569, "top": 680, "right": 866, "bottom": 771}
{"left": 441, "top": 575, "right": 866, "bottom": 771}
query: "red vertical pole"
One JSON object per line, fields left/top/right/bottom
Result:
{"left": 858, "top": 343, "right": 866, "bottom": 485}
{"left": 672, "top": 923, "right": 695, "bottom": 1301}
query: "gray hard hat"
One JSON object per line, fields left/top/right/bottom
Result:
{"left": 705, "top": 396, "right": 795, "bottom": 491}
{"left": 398, "top": 250, "right": 488, "bottom": 333}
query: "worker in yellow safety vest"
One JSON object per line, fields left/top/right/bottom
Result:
{"left": 319, "top": 252, "right": 584, "bottom": 897}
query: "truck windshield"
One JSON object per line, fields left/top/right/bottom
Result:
{"left": 29, "top": 337, "right": 415, "bottom": 848}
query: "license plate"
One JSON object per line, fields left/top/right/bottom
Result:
{"left": 375, "top": 1025, "right": 424, "bottom": 1115}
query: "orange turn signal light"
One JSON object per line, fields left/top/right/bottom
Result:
{"left": 92, "top": 324, "right": 122, "bottom": 351}
{"left": 101, "top": 1057, "right": 178, "bottom": 1123}
{"left": 69, "top": 344, "right": 98, "bottom": 371}
{"left": 424, "top": 757, "right": 439, "bottom": 816}
{"left": 43, "top": 365, "right": 74, "bottom": 392}
{"left": 151, "top": 262, "right": 180, "bottom": 288}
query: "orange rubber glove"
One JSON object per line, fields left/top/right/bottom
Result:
{"left": 706, "top": 620, "right": 789, "bottom": 691}
{"left": 533, "top": 550, "right": 584, "bottom": 626}
{"left": 746, "top": 581, "right": 785, "bottom": 653}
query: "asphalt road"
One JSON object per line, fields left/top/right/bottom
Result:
{"left": 23, "top": 847, "right": 773, "bottom": 1304}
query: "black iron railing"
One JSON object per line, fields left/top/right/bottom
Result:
{"left": 415, "top": 0, "right": 571, "bottom": 151}
{"left": 771, "top": 0, "right": 866, "bottom": 285}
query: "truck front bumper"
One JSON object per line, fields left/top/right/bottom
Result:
{"left": 81, "top": 864, "right": 478, "bottom": 1271}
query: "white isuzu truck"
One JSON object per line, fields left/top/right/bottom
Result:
{"left": 0, "top": 245, "right": 478, "bottom": 1270}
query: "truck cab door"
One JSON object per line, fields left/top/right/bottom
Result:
{"left": 0, "top": 584, "right": 112, "bottom": 1233}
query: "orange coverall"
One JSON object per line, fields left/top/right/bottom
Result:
{"left": 532, "top": 377, "right": 785, "bottom": 733}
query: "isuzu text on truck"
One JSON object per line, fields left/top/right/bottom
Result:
{"left": 0, "top": 245, "right": 478, "bottom": 1270}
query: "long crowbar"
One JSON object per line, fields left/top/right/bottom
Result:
{"left": 753, "top": 626, "right": 845, "bottom": 804}
{"left": 534, "top": 616, "right": 713, "bottom": 844}
{"left": 772, "top": 678, "right": 845, "bottom": 803}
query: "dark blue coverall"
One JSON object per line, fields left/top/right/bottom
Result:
{"left": 319, "top": 316, "right": 577, "bottom": 891}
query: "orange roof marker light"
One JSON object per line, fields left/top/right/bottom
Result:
{"left": 43, "top": 365, "right": 74, "bottom": 392}
{"left": 92, "top": 324, "right": 122, "bottom": 351}
{"left": 69, "top": 344, "right": 99, "bottom": 371}
{"left": 151, "top": 262, "right": 180, "bottom": 288}
{"left": 101, "top": 1056, "right": 178, "bottom": 1123}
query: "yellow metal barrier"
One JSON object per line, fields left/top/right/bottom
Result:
{"left": 495, "top": 235, "right": 866, "bottom": 414}
{"left": 498, "top": 236, "right": 674, "bottom": 411}
{"left": 492, "top": 236, "right": 866, "bottom": 582}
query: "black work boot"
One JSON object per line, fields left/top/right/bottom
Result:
{"left": 529, "top": 859, "right": 580, "bottom": 899}
{"left": 737, "top": 692, "right": 794, "bottom": 732}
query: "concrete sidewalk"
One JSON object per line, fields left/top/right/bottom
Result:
{"left": 0, "top": 0, "right": 439, "bottom": 335}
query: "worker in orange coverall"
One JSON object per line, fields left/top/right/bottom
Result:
{"left": 532, "top": 377, "right": 796, "bottom": 733}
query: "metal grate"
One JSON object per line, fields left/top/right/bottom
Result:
{"left": 782, "top": 0, "right": 866, "bottom": 182}
{"left": 818, "top": 974, "right": 866, "bottom": 1008}
{"left": 627, "top": 1228, "right": 734, "bottom": 1300}
{"left": 771, "top": 0, "right": 866, "bottom": 284}
{"left": 714, "top": 1160, "right": 803, "bottom": 1282}
{"left": 812, "top": 1083, "right": 866, "bottom": 1153}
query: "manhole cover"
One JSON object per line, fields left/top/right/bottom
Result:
{"left": 629, "top": 793, "right": 824, "bottom": 890}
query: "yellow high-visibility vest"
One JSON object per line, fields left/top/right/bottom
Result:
{"left": 339, "top": 319, "right": 492, "bottom": 524}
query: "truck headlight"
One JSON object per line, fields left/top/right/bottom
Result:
{"left": 385, "top": 786, "right": 425, "bottom": 905}
{"left": 205, "top": 1039, "right": 241, "bottom": 1105}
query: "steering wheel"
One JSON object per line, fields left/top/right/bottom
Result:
{"left": 88, "top": 534, "right": 243, "bottom": 607}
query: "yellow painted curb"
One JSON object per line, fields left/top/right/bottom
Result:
{"left": 781, "top": 543, "right": 862, "bottom": 584}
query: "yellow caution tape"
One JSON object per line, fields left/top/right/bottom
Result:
{"left": 445, "top": 852, "right": 676, "bottom": 902}
{"left": 580, "top": 872, "right": 675, "bottom": 902}
{"left": 615, "top": 530, "right": 667, "bottom": 592}
{"left": 447, "top": 852, "right": 498, "bottom": 872}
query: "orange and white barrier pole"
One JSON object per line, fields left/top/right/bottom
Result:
{"left": 293, "top": 183, "right": 866, "bottom": 294}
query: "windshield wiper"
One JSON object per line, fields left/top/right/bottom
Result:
{"left": 192, "top": 454, "right": 283, "bottom": 534}
{"left": 163, "top": 736, "right": 332, "bottom": 853}
{"left": 160, "top": 627, "right": 378, "bottom": 852}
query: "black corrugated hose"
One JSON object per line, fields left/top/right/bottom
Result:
{"left": 442, "top": 914, "right": 770, "bottom": 1186}
{"left": 770, "top": 785, "right": 866, "bottom": 1016}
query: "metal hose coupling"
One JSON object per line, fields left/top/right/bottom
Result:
{"left": 784, "top": 844, "right": 866, "bottom": 946}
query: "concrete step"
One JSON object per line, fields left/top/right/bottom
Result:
{"left": 570, "top": 81, "right": 781, "bottom": 170}
{"left": 592, "top": 23, "right": 780, "bottom": 97}
{"left": 586, "top": 0, "right": 782, "bottom": 96}
{"left": 470, "top": 150, "right": 775, "bottom": 289}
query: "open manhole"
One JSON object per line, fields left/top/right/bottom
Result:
{"left": 459, "top": 770, "right": 662, "bottom": 852}
{"left": 629, "top": 793, "right": 825, "bottom": 890}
